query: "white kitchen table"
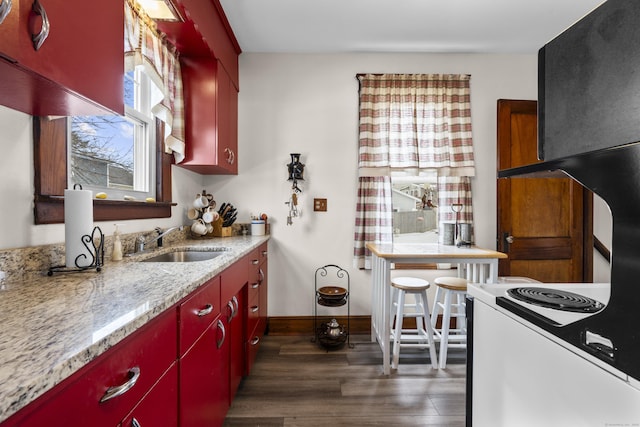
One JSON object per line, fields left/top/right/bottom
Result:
{"left": 366, "top": 242, "right": 507, "bottom": 374}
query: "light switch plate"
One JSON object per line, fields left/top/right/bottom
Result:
{"left": 313, "top": 198, "right": 327, "bottom": 212}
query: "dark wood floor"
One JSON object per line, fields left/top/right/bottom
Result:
{"left": 224, "top": 335, "right": 466, "bottom": 426}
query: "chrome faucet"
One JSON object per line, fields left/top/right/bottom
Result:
{"left": 136, "top": 226, "right": 184, "bottom": 252}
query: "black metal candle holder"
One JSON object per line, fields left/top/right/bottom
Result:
{"left": 48, "top": 226, "right": 105, "bottom": 276}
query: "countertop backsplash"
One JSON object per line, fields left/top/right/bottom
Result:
{"left": 0, "top": 224, "right": 256, "bottom": 285}
{"left": 0, "top": 227, "right": 190, "bottom": 284}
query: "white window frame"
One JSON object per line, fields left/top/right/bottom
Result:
{"left": 67, "top": 67, "right": 156, "bottom": 201}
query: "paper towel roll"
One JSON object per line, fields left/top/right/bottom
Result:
{"left": 65, "top": 188, "right": 94, "bottom": 268}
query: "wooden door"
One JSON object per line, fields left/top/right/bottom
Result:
{"left": 497, "top": 100, "right": 592, "bottom": 283}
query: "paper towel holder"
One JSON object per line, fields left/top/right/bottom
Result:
{"left": 48, "top": 226, "right": 105, "bottom": 276}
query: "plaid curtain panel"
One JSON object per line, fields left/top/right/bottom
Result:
{"left": 125, "top": 0, "right": 186, "bottom": 163}
{"left": 353, "top": 177, "right": 393, "bottom": 269}
{"left": 437, "top": 176, "right": 474, "bottom": 244}
{"left": 354, "top": 74, "right": 476, "bottom": 267}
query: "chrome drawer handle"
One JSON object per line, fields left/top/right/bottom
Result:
{"left": 227, "top": 300, "right": 234, "bottom": 322}
{"left": 0, "top": 0, "right": 12, "bottom": 25}
{"left": 196, "top": 303, "right": 213, "bottom": 317}
{"left": 100, "top": 366, "right": 141, "bottom": 403}
{"left": 227, "top": 297, "right": 239, "bottom": 322}
{"left": 251, "top": 305, "right": 259, "bottom": 313}
{"left": 250, "top": 336, "right": 260, "bottom": 345}
{"left": 216, "top": 319, "right": 226, "bottom": 349}
{"left": 252, "top": 259, "right": 259, "bottom": 265}
{"left": 259, "top": 268, "right": 265, "bottom": 283}
{"left": 132, "top": 418, "right": 141, "bottom": 427}
{"left": 31, "top": 0, "right": 50, "bottom": 51}
{"left": 252, "top": 283, "right": 259, "bottom": 289}
{"left": 261, "top": 250, "right": 267, "bottom": 257}
{"left": 231, "top": 295, "right": 239, "bottom": 317}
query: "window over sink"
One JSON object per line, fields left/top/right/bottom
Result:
{"left": 32, "top": 0, "right": 186, "bottom": 224}
{"left": 69, "top": 69, "right": 157, "bottom": 202}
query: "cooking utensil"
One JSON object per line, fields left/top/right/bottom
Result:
{"left": 223, "top": 212, "right": 237, "bottom": 227}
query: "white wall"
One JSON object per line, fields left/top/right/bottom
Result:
{"left": 204, "top": 53, "right": 540, "bottom": 316}
{"left": 0, "top": 105, "right": 202, "bottom": 250}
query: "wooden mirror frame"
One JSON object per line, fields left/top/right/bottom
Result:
{"left": 33, "top": 116, "right": 175, "bottom": 224}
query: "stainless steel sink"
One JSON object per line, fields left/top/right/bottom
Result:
{"left": 140, "top": 250, "right": 225, "bottom": 263}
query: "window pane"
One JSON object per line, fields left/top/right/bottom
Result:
{"left": 70, "top": 115, "right": 135, "bottom": 190}
{"left": 391, "top": 176, "right": 439, "bottom": 243}
{"left": 124, "top": 70, "right": 136, "bottom": 109}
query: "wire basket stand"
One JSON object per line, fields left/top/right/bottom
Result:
{"left": 312, "top": 264, "right": 353, "bottom": 349}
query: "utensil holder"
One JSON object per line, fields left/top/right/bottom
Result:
{"left": 212, "top": 218, "right": 232, "bottom": 237}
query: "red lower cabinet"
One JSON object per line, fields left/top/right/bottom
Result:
{"left": 225, "top": 288, "right": 245, "bottom": 403}
{"left": 1, "top": 246, "right": 268, "bottom": 427}
{"left": 246, "top": 243, "right": 268, "bottom": 375}
{"left": 3, "top": 310, "right": 178, "bottom": 427}
{"left": 179, "top": 316, "right": 228, "bottom": 427}
{"left": 121, "top": 363, "right": 179, "bottom": 427}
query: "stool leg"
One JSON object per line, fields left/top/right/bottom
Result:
{"left": 391, "top": 290, "right": 405, "bottom": 369}
{"left": 419, "top": 290, "right": 439, "bottom": 369}
{"left": 439, "top": 289, "right": 453, "bottom": 369}
{"left": 431, "top": 286, "right": 442, "bottom": 335}
{"left": 390, "top": 286, "right": 398, "bottom": 330}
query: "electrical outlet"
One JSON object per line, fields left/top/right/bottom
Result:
{"left": 314, "top": 198, "right": 327, "bottom": 212}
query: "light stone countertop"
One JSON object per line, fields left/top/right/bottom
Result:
{"left": 0, "top": 235, "right": 269, "bottom": 423}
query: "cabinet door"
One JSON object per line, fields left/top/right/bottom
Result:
{"left": 178, "top": 57, "right": 238, "bottom": 175}
{"left": 0, "top": 0, "right": 123, "bottom": 115}
{"left": 216, "top": 62, "right": 238, "bottom": 175}
{"left": 121, "top": 363, "right": 178, "bottom": 427}
{"left": 225, "top": 288, "right": 245, "bottom": 403}
{"left": 179, "top": 316, "right": 229, "bottom": 427}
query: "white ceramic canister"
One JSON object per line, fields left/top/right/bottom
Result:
{"left": 251, "top": 220, "right": 265, "bottom": 236}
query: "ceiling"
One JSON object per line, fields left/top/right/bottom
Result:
{"left": 219, "top": 0, "right": 606, "bottom": 54}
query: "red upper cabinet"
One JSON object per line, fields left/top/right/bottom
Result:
{"left": 176, "top": 0, "right": 240, "bottom": 86}
{"left": 179, "top": 58, "right": 238, "bottom": 175}
{"left": 0, "top": 0, "right": 123, "bottom": 116}
{"left": 161, "top": 0, "right": 241, "bottom": 175}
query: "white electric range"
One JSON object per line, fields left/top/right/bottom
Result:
{"left": 467, "top": 281, "right": 640, "bottom": 427}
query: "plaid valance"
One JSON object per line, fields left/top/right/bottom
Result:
{"left": 357, "top": 74, "right": 475, "bottom": 176}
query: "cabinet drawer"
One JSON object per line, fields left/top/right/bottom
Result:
{"left": 121, "top": 362, "right": 178, "bottom": 427}
{"left": 247, "top": 280, "right": 261, "bottom": 302}
{"left": 17, "top": 310, "right": 177, "bottom": 427}
{"left": 178, "top": 276, "right": 221, "bottom": 356}
{"left": 258, "top": 243, "right": 268, "bottom": 264}
{"left": 245, "top": 328, "right": 262, "bottom": 375}
{"left": 221, "top": 258, "right": 248, "bottom": 303}
{"left": 246, "top": 293, "right": 260, "bottom": 337}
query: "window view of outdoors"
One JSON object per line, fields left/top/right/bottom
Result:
{"left": 391, "top": 176, "right": 439, "bottom": 244}
{"left": 69, "top": 71, "right": 143, "bottom": 192}
{"left": 70, "top": 115, "right": 135, "bottom": 190}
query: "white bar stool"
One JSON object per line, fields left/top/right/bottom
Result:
{"left": 390, "top": 277, "right": 438, "bottom": 370}
{"left": 431, "top": 276, "right": 468, "bottom": 369}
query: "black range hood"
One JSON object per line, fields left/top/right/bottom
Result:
{"left": 498, "top": 0, "right": 640, "bottom": 382}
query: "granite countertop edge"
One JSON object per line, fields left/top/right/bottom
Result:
{"left": 0, "top": 235, "right": 269, "bottom": 423}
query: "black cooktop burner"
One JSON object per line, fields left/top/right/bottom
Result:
{"left": 506, "top": 287, "right": 605, "bottom": 313}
